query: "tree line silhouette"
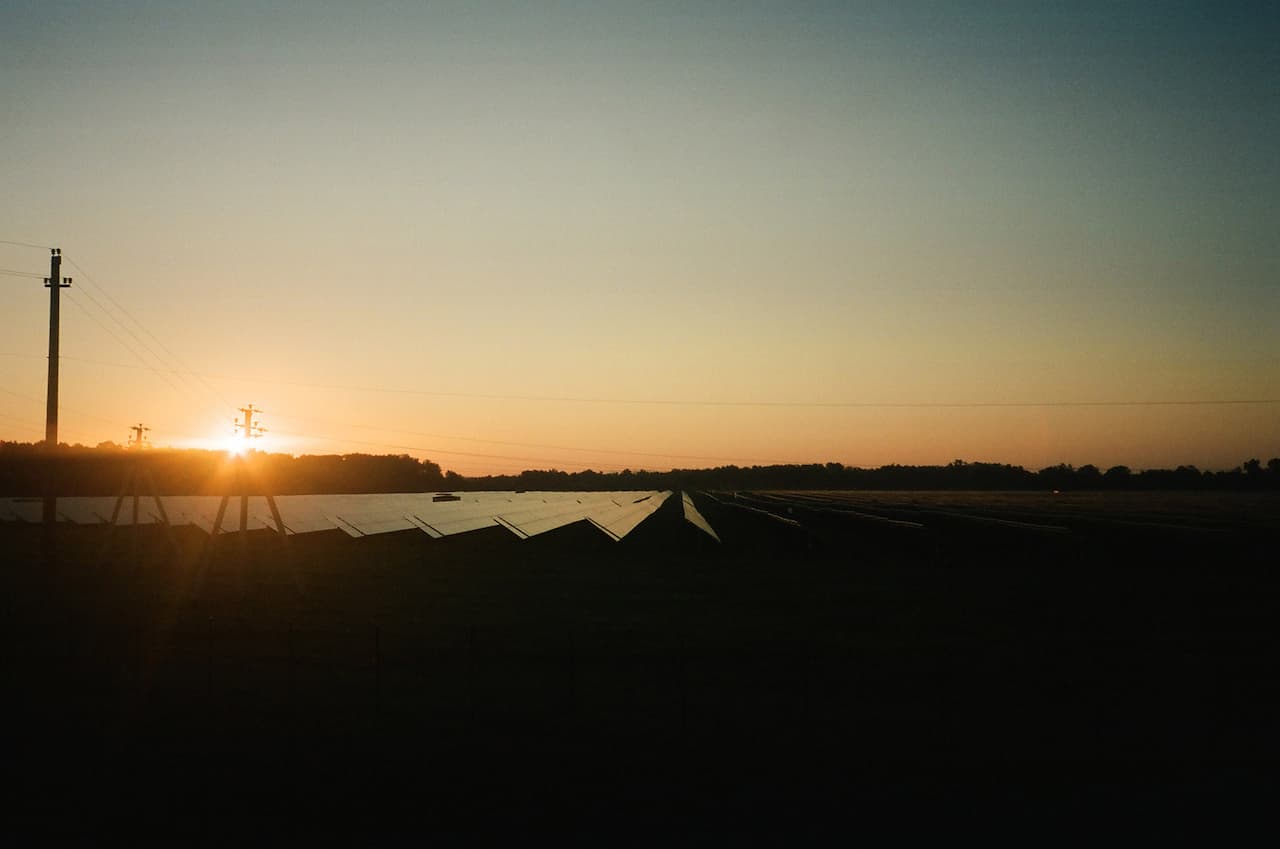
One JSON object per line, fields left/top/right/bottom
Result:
{"left": 0, "top": 442, "right": 444, "bottom": 496}
{"left": 466, "top": 458, "right": 1280, "bottom": 493}
{"left": 1, "top": 441, "right": 1278, "bottom": 496}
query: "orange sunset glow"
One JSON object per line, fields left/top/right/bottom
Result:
{"left": 1, "top": 2, "right": 1276, "bottom": 475}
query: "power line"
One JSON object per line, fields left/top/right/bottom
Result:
{"left": 269, "top": 410, "right": 792, "bottom": 466}
{"left": 269, "top": 427, "right": 655, "bottom": 471}
{"left": 2, "top": 248, "right": 231, "bottom": 445}
{"left": 43, "top": 354, "right": 1280, "bottom": 409}
{"left": 0, "top": 378, "right": 770, "bottom": 468}
{"left": 63, "top": 256, "right": 236, "bottom": 411}
{"left": 0, "top": 384, "right": 132, "bottom": 429}
{"left": 0, "top": 384, "right": 211, "bottom": 444}
{"left": 5, "top": 250, "right": 234, "bottom": 421}
{"left": 0, "top": 426, "right": 46, "bottom": 438}
{"left": 0, "top": 238, "right": 53, "bottom": 250}
{"left": 10, "top": 353, "right": 789, "bottom": 465}
{"left": 0, "top": 267, "right": 45, "bottom": 279}
{"left": 63, "top": 280, "right": 222, "bottom": 416}
{"left": 62, "top": 294, "right": 150, "bottom": 369}
{"left": 13, "top": 345, "right": 1278, "bottom": 468}
{"left": 0, "top": 391, "right": 110, "bottom": 445}
{"left": 224, "top": 389, "right": 1280, "bottom": 409}
{"left": 62, "top": 291, "right": 215, "bottom": 414}
{"left": 0, "top": 411, "right": 45, "bottom": 431}
{"left": 3, "top": 352, "right": 235, "bottom": 426}
{"left": 0, "top": 387, "right": 46, "bottom": 405}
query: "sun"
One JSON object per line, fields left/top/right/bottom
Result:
{"left": 222, "top": 435, "right": 248, "bottom": 457}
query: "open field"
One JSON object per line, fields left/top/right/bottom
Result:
{"left": 4, "top": 490, "right": 1279, "bottom": 844}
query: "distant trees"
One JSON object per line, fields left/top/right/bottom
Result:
{"left": 1104, "top": 465, "right": 1132, "bottom": 486}
{"left": 459, "top": 458, "right": 1280, "bottom": 493}
{"left": 1076, "top": 464, "right": 1102, "bottom": 487}
{"left": 0, "top": 442, "right": 445, "bottom": 496}
{"left": 1036, "top": 464, "right": 1076, "bottom": 491}
{"left": 1, "top": 440, "right": 1278, "bottom": 495}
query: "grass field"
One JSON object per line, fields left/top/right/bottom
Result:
{"left": 3, "top": 491, "right": 1278, "bottom": 844}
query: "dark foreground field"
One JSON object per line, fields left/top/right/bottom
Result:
{"left": 4, "top": 491, "right": 1279, "bottom": 845}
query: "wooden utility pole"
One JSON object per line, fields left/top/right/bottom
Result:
{"left": 43, "top": 248, "right": 71, "bottom": 527}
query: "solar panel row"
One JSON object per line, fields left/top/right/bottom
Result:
{"left": 681, "top": 491, "right": 720, "bottom": 542}
{"left": 0, "top": 491, "right": 683, "bottom": 543}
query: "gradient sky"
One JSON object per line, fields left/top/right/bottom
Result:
{"left": 2, "top": 1, "right": 1277, "bottom": 474}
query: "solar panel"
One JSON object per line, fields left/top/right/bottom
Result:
{"left": 0, "top": 498, "right": 36, "bottom": 521}
{"left": 495, "top": 497, "right": 618, "bottom": 539}
{"left": 587, "top": 491, "right": 673, "bottom": 541}
{"left": 682, "top": 492, "right": 720, "bottom": 542}
{"left": 58, "top": 496, "right": 120, "bottom": 525}
{"left": 325, "top": 510, "right": 417, "bottom": 537}
{"left": 2, "top": 490, "right": 676, "bottom": 543}
{"left": 406, "top": 492, "right": 525, "bottom": 538}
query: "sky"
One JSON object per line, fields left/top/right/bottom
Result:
{"left": 1, "top": 1, "right": 1277, "bottom": 475}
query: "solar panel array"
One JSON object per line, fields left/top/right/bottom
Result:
{"left": 0, "top": 491, "right": 684, "bottom": 543}
{"left": 681, "top": 491, "right": 720, "bottom": 542}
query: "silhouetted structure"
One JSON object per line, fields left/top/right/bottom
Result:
{"left": 210, "top": 406, "right": 285, "bottom": 542}
{"left": 42, "top": 247, "right": 71, "bottom": 528}
{"left": 102, "top": 424, "right": 176, "bottom": 555}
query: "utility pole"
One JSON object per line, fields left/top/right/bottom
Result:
{"left": 125, "top": 424, "right": 149, "bottom": 529}
{"left": 233, "top": 406, "right": 266, "bottom": 535}
{"left": 43, "top": 248, "right": 71, "bottom": 528}
{"left": 128, "top": 423, "right": 151, "bottom": 449}
{"left": 103, "top": 421, "right": 177, "bottom": 558}
{"left": 235, "top": 405, "right": 265, "bottom": 445}
{"left": 208, "top": 405, "right": 286, "bottom": 551}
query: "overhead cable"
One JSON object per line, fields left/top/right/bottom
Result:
{"left": 0, "top": 267, "right": 45, "bottom": 279}
{"left": 46, "top": 355, "right": 1280, "bottom": 409}
{"left": 268, "top": 411, "right": 792, "bottom": 466}
{"left": 270, "top": 427, "right": 658, "bottom": 472}
{"left": 64, "top": 257, "right": 236, "bottom": 411}
{"left": 62, "top": 275, "right": 226, "bottom": 419}
{"left": 62, "top": 291, "right": 218, "bottom": 416}
{"left": 0, "top": 384, "right": 135, "bottom": 429}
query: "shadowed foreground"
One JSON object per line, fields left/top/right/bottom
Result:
{"left": 4, "top": 492, "right": 1278, "bottom": 844}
